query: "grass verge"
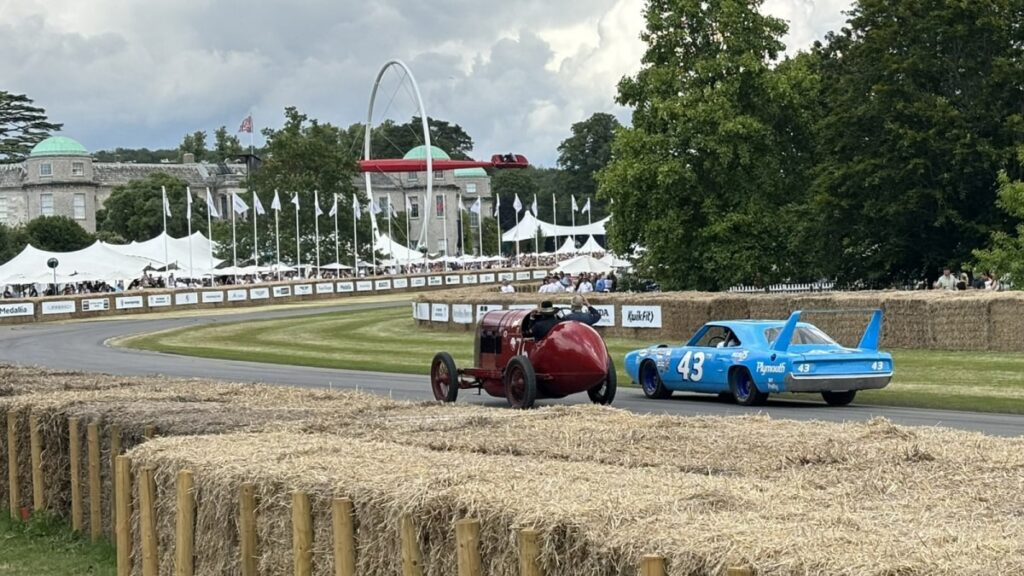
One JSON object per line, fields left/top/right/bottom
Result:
{"left": 0, "top": 512, "right": 115, "bottom": 576}
{"left": 119, "top": 307, "right": 1024, "bottom": 413}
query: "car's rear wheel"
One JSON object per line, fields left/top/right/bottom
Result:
{"left": 730, "top": 368, "right": 767, "bottom": 406}
{"left": 430, "top": 352, "right": 459, "bottom": 402}
{"left": 504, "top": 356, "right": 537, "bottom": 409}
{"left": 639, "top": 360, "right": 671, "bottom": 399}
{"left": 587, "top": 357, "right": 617, "bottom": 405}
{"left": 821, "top": 390, "right": 857, "bottom": 406}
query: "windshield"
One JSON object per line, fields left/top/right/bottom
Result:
{"left": 764, "top": 325, "right": 837, "bottom": 346}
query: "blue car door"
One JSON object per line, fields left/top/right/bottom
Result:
{"left": 673, "top": 325, "right": 735, "bottom": 392}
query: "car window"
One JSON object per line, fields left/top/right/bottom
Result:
{"left": 764, "top": 326, "right": 837, "bottom": 345}
{"left": 693, "top": 326, "right": 740, "bottom": 347}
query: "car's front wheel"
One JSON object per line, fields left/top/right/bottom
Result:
{"left": 639, "top": 360, "right": 671, "bottom": 399}
{"left": 821, "top": 390, "right": 857, "bottom": 406}
{"left": 587, "top": 357, "right": 617, "bottom": 405}
{"left": 730, "top": 368, "right": 768, "bottom": 406}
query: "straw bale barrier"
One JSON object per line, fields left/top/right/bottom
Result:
{"left": 414, "top": 288, "right": 1024, "bottom": 351}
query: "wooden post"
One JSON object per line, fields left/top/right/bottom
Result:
{"left": 109, "top": 424, "right": 121, "bottom": 538}
{"left": 332, "top": 498, "right": 356, "bottom": 576}
{"left": 139, "top": 467, "right": 159, "bottom": 576}
{"left": 115, "top": 455, "right": 132, "bottom": 576}
{"left": 87, "top": 422, "right": 101, "bottom": 541}
{"left": 518, "top": 529, "right": 542, "bottom": 576}
{"left": 69, "top": 417, "right": 82, "bottom": 532}
{"left": 399, "top": 513, "right": 423, "bottom": 576}
{"left": 292, "top": 491, "right": 313, "bottom": 576}
{"left": 176, "top": 470, "right": 195, "bottom": 576}
{"left": 6, "top": 411, "right": 19, "bottom": 521}
{"left": 144, "top": 425, "right": 157, "bottom": 439}
{"left": 239, "top": 483, "right": 258, "bottom": 576}
{"left": 727, "top": 568, "right": 755, "bottom": 576}
{"left": 455, "top": 519, "right": 482, "bottom": 576}
{"left": 640, "top": 555, "right": 666, "bottom": 576}
{"left": 30, "top": 413, "right": 44, "bottom": 512}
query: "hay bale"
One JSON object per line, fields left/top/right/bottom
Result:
{"left": 989, "top": 293, "right": 1024, "bottom": 352}
{"left": 880, "top": 293, "right": 933, "bottom": 349}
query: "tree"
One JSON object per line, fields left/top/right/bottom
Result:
{"left": 23, "top": 216, "right": 94, "bottom": 252}
{"left": 0, "top": 91, "right": 62, "bottom": 163}
{"left": 491, "top": 170, "right": 540, "bottom": 235}
{"left": 558, "top": 113, "right": 621, "bottom": 210}
{"left": 366, "top": 116, "right": 475, "bottom": 159}
{"left": 812, "top": 0, "right": 1024, "bottom": 286}
{"left": 92, "top": 148, "right": 179, "bottom": 163}
{"left": 100, "top": 172, "right": 208, "bottom": 241}
{"left": 179, "top": 131, "right": 208, "bottom": 162}
{"left": 213, "top": 126, "right": 244, "bottom": 163}
{"left": 0, "top": 223, "right": 30, "bottom": 265}
{"left": 599, "top": 0, "right": 818, "bottom": 290}
{"left": 973, "top": 147, "right": 1024, "bottom": 286}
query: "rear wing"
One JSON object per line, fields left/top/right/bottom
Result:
{"left": 770, "top": 309, "right": 884, "bottom": 352}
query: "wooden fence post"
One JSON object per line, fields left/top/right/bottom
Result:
{"left": 139, "top": 467, "right": 158, "bottom": 576}
{"left": 87, "top": 422, "right": 101, "bottom": 541}
{"left": 69, "top": 417, "right": 82, "bottom": 531}
{"left": 115, "top": 455, "right": 132, "bottom": 576}
{"left": 332, "top": 497, "right": 356, "bottom": 576}
{"left": 727, "top": 568, "right": 755, "bottom": 576}
{"left": 399, "top": 513, "right": 424, "bottom": 576}
{"left": 6, "top": 411, "right": 19, "bottom": 521}
{"left": 640, "top": 555, "right": 666, "bottom": 576}
{"left": 518, "top": 529, "right": 541, "bottom": 576}
{"left": 455, "top": 519, "right": 482, "bottom": 576}
{"left": 239, "top": 483, "right": 258, "bottom": 576}
{"left": 29, "top": 413, "right": 44, "bottom": 512}
{"left": 292, "top": 491, "right": 313, "bottom": 576}
{"left": 109, "top": 424, "right": 121, "bottom": 539}
{"left": 176, "top": 470, "right": 195, "bottom": 576}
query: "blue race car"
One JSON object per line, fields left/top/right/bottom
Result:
{"left": 624, "top": 310, "right": 893, "bottom": 406}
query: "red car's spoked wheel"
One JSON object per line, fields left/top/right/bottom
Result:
{"left": 430, "top": 352, "right": 459, "bottom": 402}
{"left": 503, "top": 356, "right": 537, "bottom": 409}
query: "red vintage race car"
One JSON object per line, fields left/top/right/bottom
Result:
{"left": 430, "top": 308, "right": 616, "bottom": 409}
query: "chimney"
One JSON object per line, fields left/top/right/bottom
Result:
{"left": 183, "top": 153, "right": 195, "bottom": 164}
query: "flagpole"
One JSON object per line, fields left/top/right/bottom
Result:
{"left": 352, "top": 195, "right": 358, "bottom": 274}
{"left": 476, "top": 201, "right": 483, "bottom": 258}
{"left": 333, "top": 194, "right": 340, "bottom": 267}
{"left": 387, "top": 193, "right": 393, "bottom": 250}
{"left": 274, "top": 190, "right": 281, "bottom": 281}
{"left": 252, "top": 191, "right": 259, "bottom": 268}
{"left": 442, "top": 194, "right": 450, "bottom": 271}
{"left": 495, "top": 196, "right": 502, "bottom": 260}
{"left": 552, "top": 194, "right": 557, "bottom": 253}
{"left": 294, "top": 194, "right": 301, "bottom": 278}
{"left": 457, "top": 193, "right": 464, "bottom": 256}
{"left": 515, "top": 209, "right": 521, "bottom": 264}
{"left": 206, "top": 188, "right": 214, "bottom": 275}
{"left": 371, "top": 198, "right": 377, "bottom": 275}
{"left": 571, "top": 197, "right": 577, "bottom": 249}
{"left": 314, "top": 190, "right": 321, "bottom": 278}
{"left": 186, "top": 187, "right": 193, "bottom": 283}
{"left": 161, "top": 186, "right": 169, "bottom": 271}
{"left": 231, "top": 193, "right": 238, "bottom": 285}
{"left": 405, "top": 195, "right": 411, "bottom": 273}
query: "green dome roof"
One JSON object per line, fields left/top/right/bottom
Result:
{"left": 455, "top": 167, "right": 487, "bottom": 178}
{"left": 403, "top": 145, "right": 450, "bottom": 161}
{"left": 29, "top": 136, "right": 89, "bottom": 158}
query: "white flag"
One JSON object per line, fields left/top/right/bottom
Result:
{"left": 459, "top": 200, "right": 468, "bottom": 212}
{"left": 390, "top": 200, "right": 398, "bottom": 218}
{"left": 206, "top": 188, "right": 220, "bottom": 218}
{"left": 271, "top": 189, "right": 282, "bottom": 211}
{"left": 231, "top": 192, "right": 249, "bottom": 215}
{"left": 253, "top": 191, "right": 266, "bottom": 216}
{"left": 405, "top": 195, "right": 412, "bottom": 212}
{"left": 582, "top": 198, "right": 591, "bottom": 214}
{"left": 161, "top": 186, "right": 171, "bottom": 218}
{"left": 352, "top": 193, "right": 361, "bottom": 221}
{"left": 186, "top": 186, "right": 192, "bottom": 221}
{"left": 371, "top": 199, "right": 382, "bottom": 215}
{"left": 314, "top": 190, "right": 323, "bottom": 217}
{"left": 470, "top": 198, "right": 481, "bottom": 214}
{"left": 571, "top": 195, "right": 579, "bottom": 212}
{"left": 494, "top": 194, "right": 501, "bottom": 217}
{"left": 329, "top": 195, "right": 338, "bottom": 217}
{"left": 531, "top": 194, "right": 538, "bottom": 216}
{"left": 291, "top": 192, "right": 300, "bottom": 209}
{"left": 513, "top": 193, "right": 523, "bottom": 213}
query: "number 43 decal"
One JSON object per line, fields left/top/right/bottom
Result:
{"left": 677, "top": 351, "right": 705, "bottom": 381}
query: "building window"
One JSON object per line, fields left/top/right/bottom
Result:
{"left": 465, "top": 183, "right": 477, "bottom": 194}
{"left": 437, "top": 239, "right": 446, "bottom": 254}
{"left": 407, "top": 172, "right": 419, "bottom": 183}
{"left": 469, "top": 211, "right": 479, "bottom": 228}
{"left": 0, "top": 196, "right": 7, "bottom": 223}
{"left": 409, "top": 197, "right": 420, "bottom": 219}
{"left": 40, "top": 163, "right": 53, "bottom": 178}
{"left": 378, "top": 196, "right": 390, "bottom": 217}
{"left": 435, "top": 194, "right": 445, "bottom": 218}
{"left": 73, "top": 194, "right": 86, "bottom": 220}
{"left": 434, "top": 170, "right": 444, "bottom": 181}
{"left": 41, "top": 194, "right": 54, "bottom": 216}
{"left": 72, "top": 162, "right": 85, "bottom": 176}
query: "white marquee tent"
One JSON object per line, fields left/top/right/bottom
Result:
{"left": 502, "top": 213, "right": 611, "bottom": 242}
{"left": 553, "top": 237, "right": 578, "bottom": 255}
{"left": 552, "top": 255, "right": 613, "bottom": 275}
{"left": 0, "top": 242, "right": 158, "bottom": 285}
{"left": 578, "top": 235, "right": 605, "bottom": 254}
{"left": 107, "top": 231, "right": 223, "bottom": 273}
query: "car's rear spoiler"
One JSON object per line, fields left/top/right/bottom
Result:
{"left": 770, "top": 309, "right": 884, "bottom": 352}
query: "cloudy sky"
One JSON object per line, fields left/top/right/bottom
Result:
{"left": 1, "top": 0, "right": 852, "bottom": 167}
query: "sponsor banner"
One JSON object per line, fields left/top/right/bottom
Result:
{"left": 393, "top": 278, "right": 409, "bottom": 289}
{"left": 479, "top": 273, "right": 496, "bottom": 284}
{"left": 250, "top": 287, "right": 270, "bottom": 300}
{"left": 509, "top": 304, "right": 536, "bottom": 311}
{"left": 532, "top": 270, "right": 547, "bottom": 279}
{"left": 316, "top": 283, "right": 334, "bottom": 294}
{"left": 428, "top": 276, "right": 443, "bottom": 286}
{"left": 356, "top": 280, "right": 373, "bottom": 292}
{"left": 174, "top": 293, "right": 198, "bottom": 306}
{"left": 147, "top": 294, "right": 172, "bottom": 308}
{"left": 201, "top": 291, "right": 225, "bottom": 304}
{"left": 337, "top": 282, "right": 355, "bottom": 293}
{"left": 82, "top": 298, "right": 110, "bottom": 312}
{"left": 452, "top": 304, "right": 473, "bottom": 324}
{"left": 622, "top": 305, "right": 662, "bottom": 328}
{"left": 445, "top": 275, "right": 461, "bottom": 285}
{"left": 411, "top": 277, "right": 427, "bottom": 288}
{"left": 227, "top": 289, "right": 248, "bottom": 302}
{"left": 375, "top": 279, "right": 392, "bottom": 291}
{"left": 476, "top": 304, "right": 503, "bottom": 321}
{"left": 463, "top": 274, "right": 478, "bottom": 284}
{"left": 593, "top": 305, "right": 615, "bottom": 327}
{"left": 498, "top": 272, "right": 514, "bottom": 282}
{"left": 42, "top": 300, "right": 76, "bottom": 315}
{"left": 416, "top": 302, "right": 430, "bottom": 320}
{"left": 0, "top": 302, "right": 34, "bottom": 318}
{"left": 116, "top": 296, "right": 144, "bottom": 310}
{"left": 294, "top": 284, "right": 313, "bottom": 296}
{"left": 431, "top": 303, "right": 450, "bottom": 322}
{"left": 515, "top": 271, "right": 531, "bottom": 281}
{"left": 273, "top": 286, "right": 293, "bottom": 298}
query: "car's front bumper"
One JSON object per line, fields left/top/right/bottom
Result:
{"left": 785, "top": 373, "right": 892, "bottom": 392}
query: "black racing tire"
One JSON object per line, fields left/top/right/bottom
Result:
{"left": 730, "top": 368, "right": 768, "bottom": 406}
{"left": 821, "top": 390, "right": 857, "bottom": 406}
{"left": 587, "top": 357, "right": 617, "bottom": 405}
{"left": 430, "top": 352, "right": 459, "bottom": 403}
{"left": 717, "top": 392, "right": 735, "bottom": 403}
{"left": 504, "top": 356, "right": 538, "bottom": 409}
{"left": 639, "top": 360, "right": 672, "bottom": 399}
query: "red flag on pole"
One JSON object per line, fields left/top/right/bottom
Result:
{"left": 238, "top": 115, "right": 253, "bottom": 133}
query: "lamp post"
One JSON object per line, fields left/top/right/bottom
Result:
{"left": 46, "top": 257, "right": 59, "bottom": 296}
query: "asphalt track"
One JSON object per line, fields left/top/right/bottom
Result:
{"left": 1, "top": 300, "right": 1022, "bottom": 437}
